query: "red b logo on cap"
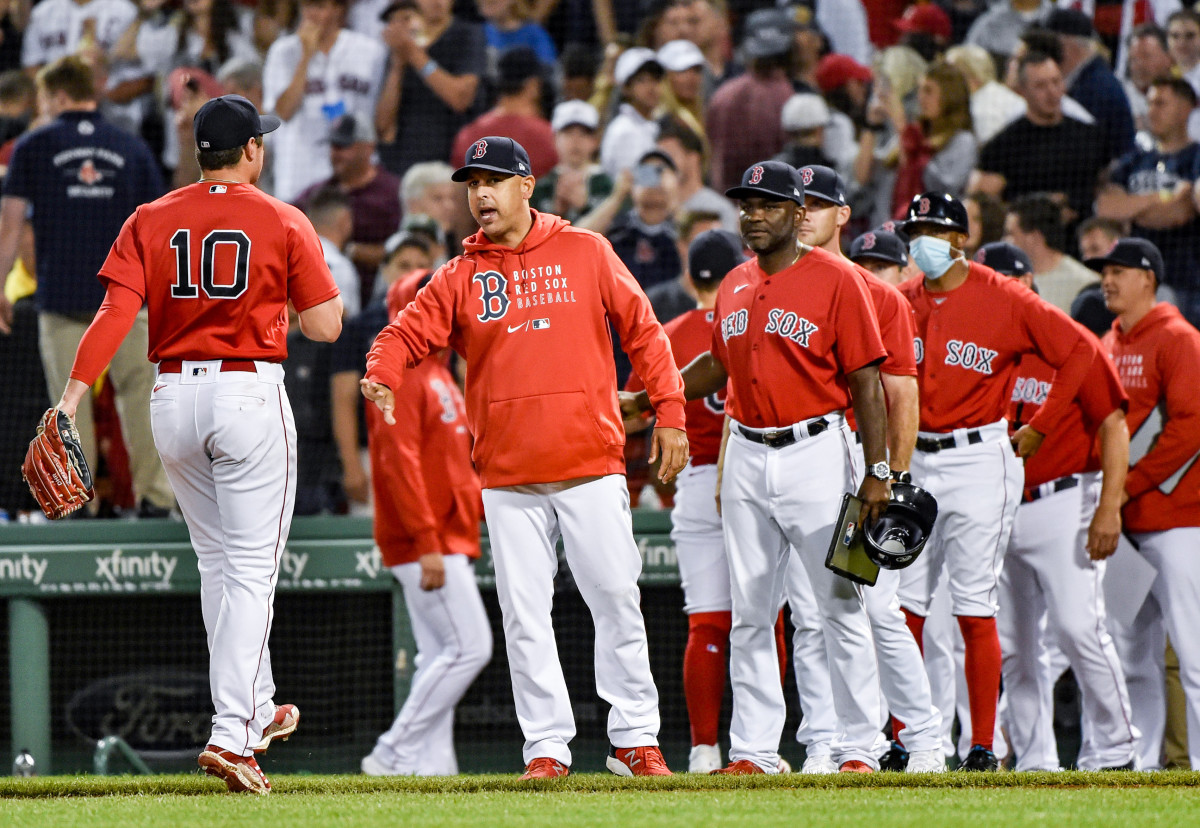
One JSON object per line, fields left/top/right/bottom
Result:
{"left": 748, "top": 165, "right": 764, "bottom": 185}
{"left": 800, "top": 167, "right": 814, "bottom": 185}
{"left": 918, "top": 197, "right": 931, "bottom": 215}
{"left": 472, "top": 139, "right": 488, "bottom": 159}
{"left": 861, "top": 232, "right": 876, "bottom": 250}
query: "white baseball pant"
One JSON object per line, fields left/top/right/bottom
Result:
{"left": 671, "top": 463, "right": 730, "bottom": 614}
{"left": 1110, "top": 527, "right": 1200, "bottom": 769}
{"left": 482, "top": 475, "right": 661, "bottom": 767}
{"left": 369, "top": 554, "right": 493, "bottom": 774}
{"left": 149, "top": 361, "right": 294, "bottom": 755}
{"left": 722, "top": 415, "right": 882, "bottom": 771}
{"left": 999, "top": 472, "right": 1137, "bottom": 770}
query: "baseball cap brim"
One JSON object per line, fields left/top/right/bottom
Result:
{"left": 1082, "top": 253, "right": 1160, "bottom": 279}
{"left": 258, "top": 113, "right": 282, "bottom": 135}
{"left": 450, "top": 163, "right": 527, "bottom": 182}
{"left": 725, "top": 185, "right": 802, "bottom": 204}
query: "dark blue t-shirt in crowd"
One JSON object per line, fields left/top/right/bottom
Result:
{"left": 1110, "top": 142, "right": 1200, "bottom": 291}
{"left": 4, "top": 110, "right": 164, "bottom": 314}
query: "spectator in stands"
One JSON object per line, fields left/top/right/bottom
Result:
{"left": 607, "top": 149, "right": 682, "bottom": 290}
{"left": 1123, "top": 24, "right": 1173, "bottom": 135}
{"left": 944, "top": 43, "right": 1025, "bottom": 145}
{"left": 331, "top": 230, "right": 435, "bottom": 514}
{"left": 972, "top": 50, "right": 1108, "bottom": 222}
{"left": 774, "top": 92, "right": 838, "bottom": 173}
{"left": 399, "top": 160, "right": 458, "bottom": 247}
{"left": 451, "top": 46, "right": 556, "bottom": 177}
{"left": 22, "top": 0, "right": 136, "bottom": 74}
{"left": 1072, "top": 215, "right": 1122, "bottom": 335}
{"left": 477, "top": 0, "right": 556, "bottom": 64}
{"left": 1167, "top": 10, "right": 1200, "bottom": 94}
{"left": 889, "top": 60, "right": 976, "bottom": 218}
{"left": 601, "top": 46, "right": 664, "bottom": 178}
{"left": 0, "top": 70, "right": 34, "bottom": 147}
{"left": 894, "top": 1, "right": 953, "bottom": 63}
{"left": 165, "top": 0, "right": 259, "bottom": 75}
{"left": 294, "top": 113, "right": 401, "bottom": 303}
{"left": 347, "top": 0, "right": 389, "bottom": 38}
{"left": 1097, "top": 76, "right": 1200, "bottom": 328}
{"left": 964, "top": 0, "right": 1051, "bottom": 62}
{"left": 1003, "top": 193, "right": 1099, "bottom": 313}
{"left": 263, "top": 0, "right": 386, "bottom": 202}
{"left": 963, "top": 190, "right": 1005, "bottom": 259}
{"left": 306, "top": 188, "right": 361, "bottom": 316}
{"left": 530, "top": 100, "right": 612, "bottom": 223}
{"left": 690, "top": 0, "right": 735, "bottom": 85}
{"left": 706, "top": 8, "right": 794, "bottom": 190}
{"left": 375, "top": 0, "right": 485, "bottom": 178}
{"left": 656, "top": 39, "right": 707, "bottom": 142}
{"left": 655, "top": 115, "right": 737, "bottom": 232}
{"left": 398, "top": 212, "right": 448, "bottom": 264}
{"left": 817, "top": 52, "right": 876, "bottom": 186}
{"left": 254, "top": 0, "right": 298, "bottom": 54}
{"left": 786, "top": 8, "right": 827, "bottom": 92}
{"left": 1042, "top": 10, "right": 1135, "bottom": 160}
{"left": 644, "top": 207, "right": 722, "bottom": 324}
{"left": 812, "top": 0, "right": 870, "bottom": 66}
{"left": 641, "top": 0, "right": 699, "bottom": 49}
{"left": 559, "top": 43, "right": 600, "bottom": 103}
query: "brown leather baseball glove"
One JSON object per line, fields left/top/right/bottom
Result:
{"left": 22, "top": 408, "right": 94, "bottom": 519}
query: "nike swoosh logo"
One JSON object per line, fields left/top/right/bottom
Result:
{"left": 507, "top": 322, "right": 527, "bottom": 333}
{"left": 733, "top": 284, "right": 750, "bottom": 293}
{"left": 153, "top": 384, "right": 166, "bottom": 393}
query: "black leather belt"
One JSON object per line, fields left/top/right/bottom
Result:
{"left": 739, "top": 417, "right": 829, "bottom": 448}
{"left": 916, "top": 429, "right": 984, "bottom": 453}
{"left": 1022, "top": 475, "right": 1080, "bottom": 504}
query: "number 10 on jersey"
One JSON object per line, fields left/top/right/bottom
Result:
{"left": 170, "top": 229, "right": 251, "bottom": 299}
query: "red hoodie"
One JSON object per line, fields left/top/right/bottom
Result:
{"left": 365, "top": 210, "right": 686, "bottom": 488}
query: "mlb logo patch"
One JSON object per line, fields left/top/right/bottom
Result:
{"left": 531, "top": 318, "right": 550, "bottom": 329}
{"left": 209, "top": 185, "right": 227, "bottom": 194}
{"left": 191, "top": 366, "right": 209, "bottom": 377}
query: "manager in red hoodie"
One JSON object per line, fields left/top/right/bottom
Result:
{"left": 362, "top": 136, "right": 688, "bottom": 779}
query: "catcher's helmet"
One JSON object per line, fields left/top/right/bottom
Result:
{"left": 863, "top": 482, "right": 938, "bottom": 570}
{"left": 902, "top": 191, "right": 969, "bottom": 235}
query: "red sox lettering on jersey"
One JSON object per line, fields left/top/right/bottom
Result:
{"left": 900, "top": 261, "right": 1093, "bottom": 433}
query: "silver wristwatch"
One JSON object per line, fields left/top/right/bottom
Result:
{"left": 867, "top": 461, "right": 891, "bottom": 481}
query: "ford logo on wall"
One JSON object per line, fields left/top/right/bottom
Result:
{"left": 65, "top": 670, "right": 210, "bottom": 758}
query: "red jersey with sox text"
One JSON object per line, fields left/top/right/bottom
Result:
{"left": 1006, "top": 331, "right": 1127, "bottom": 490}
{"left": 712, "top": 246, "right": 886, "bottom": 428}
{"left": 627, "top": 307, "right": 726, "bottom": 466}
{"left": 366, "top": 210, "right": 685, "bottom": 489}
{"left": 1102, "top": 303, "right": 1200, "bottom": 532}
{"left": 900, "top": 262, "right": 1093, "bottom": 434}
{"left": 845, "top": 263, "right": 917, "bottom": 431}
{"left": 95, "top": 181, "right": 339, "bottom": 362}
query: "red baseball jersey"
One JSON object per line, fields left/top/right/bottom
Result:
{"left": 711, "top": 246, "right": 886, "bottom": 428}
{"left": 1102, "top": 303, "right": 1200, "bottom": 532}
{"left": 98, "top": 181, "right": 339, "bottom": 362}
{"left": 1007, "top": 332, "right": 1128, "bottom": 490}
{"left": 365, "top": 210, "right": 685, "bottom": 489}
{"left": 627, "top": 307, "right": 726, "bottom": 466}
{"left": 845, "top": 263, "right": 917, "bottom": 431}
{"left": 899, "top": 262, "right": 1093, "bottom": 434}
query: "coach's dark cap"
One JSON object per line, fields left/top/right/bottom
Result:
{"left": 1043, "top": 8, "right": 1094, "bottom": 38}
{"left": 451, "top": 136, "right": 532, "bottom": 181}
{"left": 1083, "top": 237, "right": 1163, "bottom": 282}
{"left": 796, "top": 164, "right": 845, "bottom": 206}
{"left": 742, "top": 8, "right": 795, "bottom": 59}
{"left": 194, "top": 94, "right": 281, "bottom": 152}
{"left": 689, "top": 229, "right": 746, "bottom": 285}
{"left": 850, "top": 230, "right": 908, "bottom": 267}
{"left": 725, "top": 160, "right": 804, "bottom": 204}
{"left": 974, "top": 242, "right": 1032, "bottom": 277}
{"left": 329, "top": 113, "right": 375, "bottom": 147}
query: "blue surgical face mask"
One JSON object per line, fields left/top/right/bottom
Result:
{"left": 909, "top": 235, "right": 959, "bottom": 278}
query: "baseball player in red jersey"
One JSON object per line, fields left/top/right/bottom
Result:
{"left": 628, "top": 160, "right": 893, "bottom": 774}
{"left": 361, "top": 270, "right": 493, "bottom": 777}
{"left": 52, "top": 96, "right": 343, "bottom": 793}
{"left": 786, "top": 165, "right": 943, "bottom": 774}
{"left": 896, "top": 191, "right": 1094, "bottom": 771}
{"left": 1090, "top": 238, "right": 1200, "bottom": 770}
{"left": 362, "top": 137, "right": 687, "bottom": 779}
{"left": 979, "top": 241, "right": 1138, "bottom": 772}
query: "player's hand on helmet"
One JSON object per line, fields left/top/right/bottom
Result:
{"left": 856, "top": 476, "right": 891, "bottom": 527}
{"left": 650, "top": 427, "right": 688, "bottom": 484}
{"left": 1086, "top": 504, "right": 1122, "bottom": 561}
{"left": 360, "top": 380, "right": 396, "bottom": 425}
{"left": 1011, "top": 424, "right": 1044, "bottom": 459}
{"left": 418, "top": 553, "right": 445, "bottom": 591}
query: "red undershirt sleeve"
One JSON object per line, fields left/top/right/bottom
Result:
{"left": 68, "top": 283, "right": 143, "bottom": 386}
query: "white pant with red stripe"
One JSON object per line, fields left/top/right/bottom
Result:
{"left": 369, "top": 554, "right": 493, "bottom": 774}
{"left": 482, "top": 475, "right": 661, "bottom": 767}
{"left": 150, "top": 360, "right": 294, "bottom": 756}
{"left": 721, "top": 417, "right": 882, "bottom": 771}
{"left": 998, "top": 471, "right": 1137, "bottom": 770}
{"left": 672, "top": 462, "right": 730, "bottom": 614}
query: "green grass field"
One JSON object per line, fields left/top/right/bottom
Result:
{"left": 3, "top": 772, "right": 1200, "bottom": 827}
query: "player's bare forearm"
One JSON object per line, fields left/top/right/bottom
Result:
{"left": 57, "top": 379, "right": 89, "bottom": 420}
{"left": 683, "top": 351, "right": 728, "bottom": 402}
{"left": 1088, "top": 408, "right": 1130, "bottom": 560}
{"left": 715, "top": 416, "right": 730, "bottom": 516}
{"left": 423, "top": 66, "right": 479, "bottom": 114}
{"left": 274, "top": 47, "right": 315, "bottom": 121}
{"left": 847, "top": 363, "right": 890, "bottom": 524}
{"left": 331, "top": 371, "right": 368, "bottom": 499}
{"left": 298, "top": 295, "right": 343, "bottom": 342}
{"left": 880, "top": 372, "right": 918, "bottom": 471}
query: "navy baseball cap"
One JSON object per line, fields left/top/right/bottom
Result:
{"left": 1083, "top": 237, "right": 1163, "bottom": 283}
{"left": 194, "top": 95, "right": 281, "bottom": 152}
{"left": 975, "top": 241, "right": 1032, "bottom": 277}
{"left": 796, "top": 164, "right": 845, "bottom": 206}
{"left": 689, "top": 229, "right": 746, "bottom": 285}
{"left": 725, "top": 160, "right": 804, "bottom": 204}
{"left": 850, "top": 230, "right": 908, "bottom": 267}
{"left": 451, "top": 136, "right": 532, "bottom": 181}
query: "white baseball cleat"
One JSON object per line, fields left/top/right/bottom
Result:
{"left": 688, "top": 744, "right": 722, "bottom": 774}
{"left": 906, "top": 749, "right": 946, "bottom": 773}
{"left": 252, "top": 703, "right": 299, "bottom": 753}
{"left": 361, "top": 751, "right": 406, "bottom": 776}
{"left": 776, "top": 757, "right": 792, "bottom": 773}
{"left": 800, "top": 754, "right": 839, "bottom": 774}
{"left": 198, "top": 745, "right": 270, "bottom": 794}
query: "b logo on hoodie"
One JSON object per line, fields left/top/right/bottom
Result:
{"left": 474, "top": 270, "right": 510, "bottom": 322}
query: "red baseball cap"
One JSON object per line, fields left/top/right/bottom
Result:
{"left": 895, "top": 3, "right": 952, "bottom": 41}
{"left": 814, "top": 54, "right": 873, "bottom": 93}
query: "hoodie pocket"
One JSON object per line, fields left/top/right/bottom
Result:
{"left": 477, "top": 390, "right": 616, "bottom": 480}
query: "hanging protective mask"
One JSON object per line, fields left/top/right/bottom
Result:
{"left": 909, "top": 235, "right": 960, "bottom": 278}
